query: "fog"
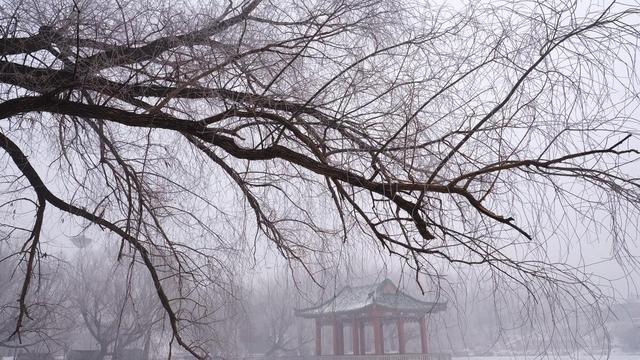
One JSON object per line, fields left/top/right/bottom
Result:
{"left": 1, "top": 0, "right": 640, "bottom": 359}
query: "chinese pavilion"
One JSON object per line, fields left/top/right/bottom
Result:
{"left": 295, "top": 279, "right": 446, "bottom": 357}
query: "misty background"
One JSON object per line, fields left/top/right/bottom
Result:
{"left": 1, "top": 0, "right": 640, "bottom": 359}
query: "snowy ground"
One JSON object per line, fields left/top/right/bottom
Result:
{"left": 453, "top": 356, "right": 640, "bottom": 360}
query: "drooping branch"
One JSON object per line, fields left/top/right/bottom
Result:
{"left": 0, "top": 95, "right": 542, "bottom": 239}
{"left": 0, "top": 131, "right": 206, "bottom": 359}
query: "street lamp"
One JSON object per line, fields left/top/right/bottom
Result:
{"left": 70, "top": 234, "right": 93, "bottom": 249}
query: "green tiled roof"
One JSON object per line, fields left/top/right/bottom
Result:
{"left": 295, "top": 279, "right": 445, "bottom": 318}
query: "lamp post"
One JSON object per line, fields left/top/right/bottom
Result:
{"left": 70, "top": 234, "right": 93, "bottom": 249}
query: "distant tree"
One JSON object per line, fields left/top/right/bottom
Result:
{"left": 615, "top": 324, "right": 640, "bottom": 353}
{"left": 1, "top": 0, "right": 640, "bottom": 357}
{"left": 0, "top": 240, "right": 70, "bottom": 354}
{"left": 66, "top": 250, "right": 163, "bottom": 360}
{"left": 240, "top": 277, "right": 313, "bottom": 357}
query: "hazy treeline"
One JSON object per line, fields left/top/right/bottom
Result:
{"left": 1, "top": 236, "right": 634, "bottom": 359}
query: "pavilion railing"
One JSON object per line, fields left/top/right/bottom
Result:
{"left": 235, "top": 353, "right": 452, "bottom": 360}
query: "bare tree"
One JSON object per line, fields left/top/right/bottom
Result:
{"left": 1, "top": 0, "right": 640, "bottom": 357}
{"left": 0, "top": 238, "right": 70, "bottom": 354}
{"left": 66, "top": 247, "right": 163, "bottom": 360}
{"left": 240, "top": 275, "right": 314, "bottom": 357}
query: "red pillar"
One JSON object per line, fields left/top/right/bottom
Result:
{"left": 315, "top": 319, "right": 322, "bottom": 355}
{"left": 397, "top": 319, "right": 406, "bottom": 354}
{"left": 359, "top": 321, "right": 366, "bottom": 354}
{"left": 333, "top": 319, "right": 344, "bottom": 355}
{"left": 373, "top": 318, "right": 384, "bottom": 354}
{"left": 351, "top": 319, "right": 360, "bottom": 355}
{"left": 419, "top": 316, "right": 429, "bottom": 354}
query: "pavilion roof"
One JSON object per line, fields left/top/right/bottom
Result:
{"left": 295, "top": 279, "right": 445, "bottom": 318}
